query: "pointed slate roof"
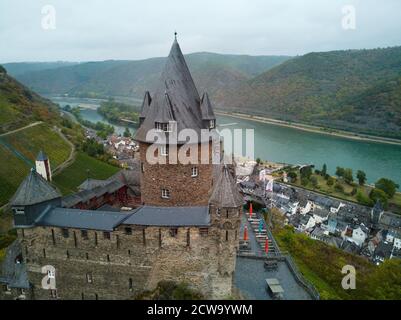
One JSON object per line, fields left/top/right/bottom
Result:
{"left": 11, "top": 169, "right": 61, "bottom": 206}
{"left": 210, "top": 165, "right": 243, "bottom": 208}
{"left": 200, "top": 92, "right": 216, "bottom": 120}
{"left": 134, "top": 38, "right": 212, "bottom": 144}
{"left": 36, "top": 150, "right": 48, "bottom": 161}
{"left": 154, "top": 92, "right": 176, "bottom": 123}
{"left": 139, "top": 91, "right": 152, "bottom": 120}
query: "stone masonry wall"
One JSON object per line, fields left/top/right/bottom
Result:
{"left": 17, "top": 207, "right": 240, "bottom": 300}
{"left": 139, "top": 142, "right": 215, "bottom": 206}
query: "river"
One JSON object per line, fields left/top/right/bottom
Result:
{"left": 49, "top": 96, "right": 401, "bottom": 186}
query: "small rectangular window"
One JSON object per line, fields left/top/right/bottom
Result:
{"left": 81, "top": 230, "right": 88, "bottom": 240}
{"left": 161, "top": 189, "right": 170, "bottom": 199}
{"left": 141, "top": 162, "right": 145, "bottom": 173}
{"left": 209, "top": 120, "right": 216, "bottom": 129}
{"left": 170, "top": 228, "right": 178, "bottom": 237}
{"left": 160, "top": 145, "right": 169, "bottom": 156}
{"left": 86, "top": 273, "right": 93, "bottom": 283}
{"left": 50, "top": 289, "right": 57, "bottom": 299}
{"left": 191, "top": 167, "right": 198, "bottom": 177}
{"left": 48, "top": 269, "right": 55, "bottom": 279}
{"left": 125, "top": 227, "right": 132, "bottom": 235}
{"left": 103, "top": 232, "right": 111, "bottom": 240}
{"left": 199, "top": 228, "right": 209, "bottom": 237}
{"left": 61, "top": 228, "right": 69, "bottom": 238}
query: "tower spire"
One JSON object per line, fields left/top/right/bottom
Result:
{"left": 174, "top": 31, "right": 177, "bottom": 41}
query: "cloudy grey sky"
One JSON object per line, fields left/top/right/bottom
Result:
{"left": 1, "top": 0, "right": 400, "bottom": 63}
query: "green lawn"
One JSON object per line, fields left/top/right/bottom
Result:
{"left": 53, "top": 152, "right": 120, "bottom": 195}
{"left": 0, "top": 124, "right": 71, "bottom": 206}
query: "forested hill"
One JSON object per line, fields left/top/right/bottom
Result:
{"left": 5, "top": 53, "right": 291, "bottom": 99}
{"left": 215, "top": 46, "right": 401, "bottom": 139}
{"left": 0, "top": 65, "right": 60, "bottom": 133}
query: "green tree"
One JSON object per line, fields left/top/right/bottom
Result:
{"left": 343, "top": 168, "right": 353, "bottom": 184}
{"left": 300, "top": 166, "right": 313, "bottom": 180}
{"left": 287, "top": 171, "right": 297, "bottom": 182}
{"left": 123, "top": 127, "right": 131, "bottom": 138}
{"left": 369, "top": 188, "right": 389, "bottom": 209}
{"left": 356, "top": 191, "right": 374, "bottom": 206}
{"left": 327, "top": 176, "right": 335, "bottom": 186}
{"left": 356, "top": 170, "right": 367, "bottom": 186}
{"left": 335, "top": 167, "right": 345, "bottom": 178}
{"left": 322, "top": 164, "right": 327, "bottom": 176}
{"left": 375, "top": 178, "right": 399, "bottom": 199}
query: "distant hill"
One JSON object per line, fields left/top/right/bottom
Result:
{"left": 0, "top": 65, "right": 60, "bottom": 133}
{"left": 216, "top": 46, "right": 401, "bottom": 139}
{"left": 6, "top": 53, "right": 292, "bottom": 99}
{"left": 3, "top": 62, "right": 78, "bottom": 77}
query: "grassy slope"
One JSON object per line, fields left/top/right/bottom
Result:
{"left": 53, "top": 152, "right": 120, "bottom": 195}
{"left": 0, "top": 124, "right": 71, "bottom": 206}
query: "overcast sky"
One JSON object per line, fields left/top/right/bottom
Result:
{"left": 1, "top": 0, "right": 401, "bottom": 63}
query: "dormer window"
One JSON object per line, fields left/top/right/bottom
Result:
{"left": 155, "top": 122, "right": 172, "bottom": 132}
{"left": 14, "top": 207, "right": 25, "bottom": 215}
{"left": 209, "top": 120, "right": 216, "bottom": 129}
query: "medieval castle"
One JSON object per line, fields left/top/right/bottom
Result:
{"left": 0, "top": 38, "right": 243, "bottom": 300}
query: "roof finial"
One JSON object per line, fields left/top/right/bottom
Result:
{"left": 174, "top": 31, "right": 177, "bottom": 41}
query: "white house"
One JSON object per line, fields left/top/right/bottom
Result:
{"left": 330, "top": 202, "right": 345, "bottom": 214}
{"left": 312, "top": 209, "right": 330, "bottom": 224}
{"left": 300, "top": 200, "right": 314, "bottom": 215}
{"left": 342, "top": 224, "right": 368, "bottom": 247}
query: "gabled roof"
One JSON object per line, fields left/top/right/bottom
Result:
{"left": 11, "top": 169, "right": 61, "bottom": 206}
{"left": 78, "top": 178, "right": 109, "bottom": 191}
{"left": 210, "top": 165, "right": 243, "bottom": 208}
{"left": 200, "top": 92, "right": 216, "bottom": 120}
{"left": 134, "top": 38, "right": 214, "bottom": 144}
{"left": 154, "top": 92, "right": 176, "bottom": 123}
{"left": 139, "top": 91, "right": 152, "bottom": 120}
{"left": 36, "top": 150, "right": 48, "bottom": 161}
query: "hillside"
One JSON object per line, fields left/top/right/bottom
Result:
{"left": 0, "top": 123, "right": 71, "bottom": 206}
{"left": 7, "top": 53, "right": 291, "bottom": 99}
{"left": 3, "top": 62, "right": 78, "bottom": 77}
{"left": 216, "top": 46, "right": 401, "bottom": 139}
{"left": 0, "top": 65, "right": 61, "bottom": 133}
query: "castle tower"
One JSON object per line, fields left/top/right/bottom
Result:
{"left": 209, "top": 165, "right": 243, "bottom": 295}
{"left": 11, "top": 168, "right": 61, "bottom": 227}
{"left": 35, "top": 150, "right": 52, "bottom": 181}
{"left": 134, "top": 37, "right": 217, "bottom": 206}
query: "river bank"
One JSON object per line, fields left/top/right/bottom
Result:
{"left": 216, "top": 111, "right": 401, "bottom": 146}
